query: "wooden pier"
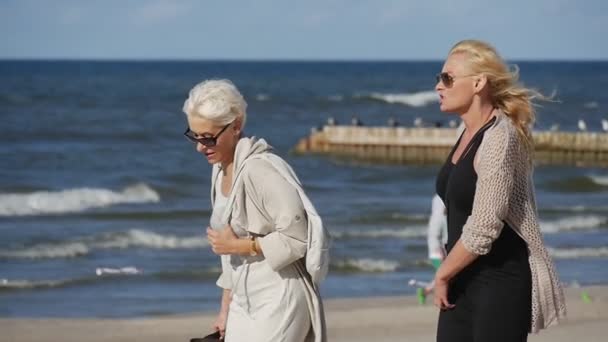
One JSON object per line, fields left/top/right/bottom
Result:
{"left": 293, "top": 126, "right": 608, "bottom": 167}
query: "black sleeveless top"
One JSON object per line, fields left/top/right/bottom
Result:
{"left": 436, "top": 117, "right": 529, "bottom": 283}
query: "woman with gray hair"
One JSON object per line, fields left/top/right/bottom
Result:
{"left": 182, "top": 79, "right": 328, "bottom": 342}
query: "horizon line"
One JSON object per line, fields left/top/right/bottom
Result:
{"left": 1, "top": 57, "right": 608, "bottom": 63}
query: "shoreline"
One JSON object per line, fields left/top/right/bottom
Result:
{"left": 3, "top": 286, "right": 607, "bottom": 341}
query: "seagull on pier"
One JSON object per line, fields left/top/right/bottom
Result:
{"left": 578, "top": 119, "right": 587, "bottom": 131}
{"left": 549, "top": 123, "right": 560, "bottom": 132}
{"left": 413, "top": 117, "right": 423, "bottom": 128}
{"left": 602, "top": 119, "right": 608, "bottom": 132}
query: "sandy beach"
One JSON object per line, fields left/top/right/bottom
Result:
{"left": 3, "top": 286, "right": 606, "bottom": 342}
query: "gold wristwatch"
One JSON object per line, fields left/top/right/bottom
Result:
{"left": 249, "top": 236, "right": 258, "bottom": 257}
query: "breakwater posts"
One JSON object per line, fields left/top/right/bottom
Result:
{"left": 293, "top": 126, "right": 608, "bottom": 167}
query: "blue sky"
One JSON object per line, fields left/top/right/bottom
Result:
{"left": 1, "top": 0, "right": 607, "bottom": 60}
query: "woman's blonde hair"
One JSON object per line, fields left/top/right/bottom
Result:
{"left": 449, "top": 39, "right": 546, "bottom": 151}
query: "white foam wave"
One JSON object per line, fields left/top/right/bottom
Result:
{"left": 255, "top": 94, "right": 270, "bottom": 101}
{"left": 583, "top": 101, "right": 599, "bottom": 109}
{"left": 327, "top": 95, "right": 344, "bottom": 102}
{"left": 589, "top": 175, "right": 608, "bottom": 186}
{"left": 548, "top": 246, "right": 608, "bottom": 259}
{"left": 544, "top": 205, "right": 588, "bottom": 212}
{"left": 0, "top": 183, "right": 160, "bottom": 217}
{"left": 390, "top": 213, "right": 427, "bottom": 221}
{"left": 367, "top": 90, "right": 438, "bottom": 107}
{"left": 332, "top": 258, "right": 399, "bottom": 272}
{"left": 543, "top": 205, "right": 608, "bottom": 213}
{"left": 0, "top": 278, "right": 70, "bottom": 290}
{"left": 0, "top": 229, "right": 208, "bottom": 259}
{"left": 540, "top": 215, "right": 607, "bottom": 233}
{"left": 332, "top": 226, "right": 426, "bottom": 239}
{"left": 0, "top": 242, "right": 90, "bottom": 259}
{"left": 94, "top": 229, "right": 208, "bottom": 249}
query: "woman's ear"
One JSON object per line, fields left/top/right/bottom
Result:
{"left": 232, "top": 118, "right": 243, "bottom": 136}
{"left": 474, "top": 74, "right": 488, "bottom": 93}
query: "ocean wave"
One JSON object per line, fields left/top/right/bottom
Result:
{"left": 548, "top": 246, "right": 608, "bottom": 259}
{"left": 583, "top": 101, "right": 599, "bottom": 109}
{"left": 0, "top": 278, "right": 88, "bottom": 291}
{"left": 327, "top": 95, "right": 344, "bottom": 102}
{"left": 540, "top": 205, "right": 608, "bottom": 213}
{"left": 0, "top": 183, "right": 160, "bottom": 217}
{"left": 589, "top": 175, "right": 608, "bottom": 186}
{"left": 0, "top": 242, "right": 91, "bottom": 259}
{"left": 543, "top": 175, "right": 608, "bottom": 192}
{"left": 93, "top": 229, "right": 207, "bottom": 250}
{"left": 346, "top": 212, "right": 427, "bottom": 225}
{"left": 332, "top": 226, "right": 426, "bottom": 239}
{"left": 331, "top": 258, "right": 400, "bottom": 272}
{"left": 331, "top": 215, "right": 605, "bottom": 240}
{"left": 81, "top": 208, "right": 211, "bottom": 221}
{"left": 362, "top": 90, "right": 439, "bottom": 107}
{"left": 0, "top": 268, "right": 219, "bottom": 292}
{"left": 0, "top": 229, "right": 208, "bottom": 259}
{"left": 540, "top": 215, "right": 607, "bottom": 233}
{"left": 255, "top": 94, "right": 270, "bottom": 101}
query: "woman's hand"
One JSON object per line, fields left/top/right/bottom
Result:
{"left": 207, "top": 225, "right": 238, "bottom": 255}
{"left": 433, "top": 276, "right": 455, "bottom": 310}
{"left": 212, "top": 310, "right": 228, "bottom": 339}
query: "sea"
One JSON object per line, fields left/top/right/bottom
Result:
{"left": 1, "top": 60, "right": 607, "bottom": 318}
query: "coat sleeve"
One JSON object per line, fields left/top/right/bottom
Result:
{"left": 460, "top": 123, "right": 519, "bottom": 255}
{"left": 427, "top": 194, "right": 447, "bottom": 260}
{"left": 243, "top": 159, "right": 308, "bottom": 271}
{"left": 215, "top": 255, "right": 233, "bottom": 290}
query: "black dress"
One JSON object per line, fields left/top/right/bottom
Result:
{"left": 435, "top": 117, "right": 532, "bottom": 342}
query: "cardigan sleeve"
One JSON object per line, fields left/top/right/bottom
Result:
{"left": 243, "top": 159, "right": 308, "bottom": 271}
{"left": 460, "top": 123, "right": 519, "bottom": 255}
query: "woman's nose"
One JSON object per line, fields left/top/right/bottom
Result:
{"left": 435, "top": 80, "right": 444, "bottom": 92}
{"left": 196, "top": 142, "right": 206, "bottom": 153}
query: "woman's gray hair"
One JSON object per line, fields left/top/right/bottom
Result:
{"left": 182, "top": 79, "right": 247, "bottom": 128}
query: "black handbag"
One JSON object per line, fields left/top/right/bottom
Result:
{"left": 190, "top": 330, "right": 223, "bottom": 342}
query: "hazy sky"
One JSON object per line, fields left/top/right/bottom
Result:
{"left": 1, "top": 0, "right": 606, "bottom": 60}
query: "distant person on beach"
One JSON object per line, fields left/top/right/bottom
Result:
{"left": 182, "top": 79, "right": 328, "bottom": 342}
{"left": 433, "top": 40, "right": 566, "bottom": 341}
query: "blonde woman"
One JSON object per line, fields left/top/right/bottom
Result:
{"left": 432, "top": 40, "right": 566, "bottom": 341}
{"left": 182, "top": 79, "right": 327, "bottom": 342}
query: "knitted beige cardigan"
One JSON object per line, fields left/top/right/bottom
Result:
{"left": 460, "top": 111, "right": 567, "bottom": 333}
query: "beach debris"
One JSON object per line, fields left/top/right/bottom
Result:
{"left": 408, "top": 279, "right": 433, "bottom": 305}
{"left": 95, "top": 266, "right": 142, "bottom": 276}
{"left": 581, "top": 291, "right": 592, "bottom": 303}
{"left": 408, "top": 279, "right": 431, "bottom": 288}
{"left": 416, "top": 288, "right": 426, "bottom": 305}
